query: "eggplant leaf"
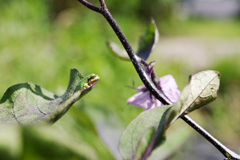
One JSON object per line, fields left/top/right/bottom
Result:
{"left": 0, "top": 69, "right": 99, "bottom": 125}
{"left": 136, "top": 18, "right": 159, "bottom": 61}
{"left": 184, "top": 70, "right": 220, "bottom": 114}
{"left": 119, "top": 70, "right": 220, "bottom": 160}
{"left": 107, "top": 18, "right": 159, "bottom": 61}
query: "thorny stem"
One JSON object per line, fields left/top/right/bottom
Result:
{"left": 78, "top": 0, "right": 240, "bottom": 159}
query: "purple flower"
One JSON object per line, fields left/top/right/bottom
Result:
{"left": 127, "top": 75, "right": 180, "bottom": 110}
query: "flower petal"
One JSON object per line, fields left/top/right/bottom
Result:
{"left": 159, "top": 75, "right": 180, "bottom": 103}
{"left": 127, "top": 74, "right": 180, "bottom": 110}
{"left": 127, "top": 91, "right": 163, "bottom": 110}
{"left": 136, "top": 85, "right": 147, "bottom": 92}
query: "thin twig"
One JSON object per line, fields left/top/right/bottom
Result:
{"left": 78, "top": 0, "right": 101, "bottom": 13}
{"left": 182, "top": 115, "right": 240, "bottom": 160}
{"left": 99, "top": 0, "right": 107, "bottom": 9}
{"left": 79, "top": 0, "right": 171, "bottom": 105}
{"left": 101, "top": 10, "right": 171, "bottom": 105}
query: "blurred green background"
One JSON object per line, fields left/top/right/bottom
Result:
{"left": 0, "top": 0, "right": 240, "bottom": 159}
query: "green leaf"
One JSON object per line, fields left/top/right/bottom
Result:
{"left": 148, "top": 126, "right": 192, "bottom": 160}
{"left": 0, "top": 69, "right": 99, "bottom": 125}
{"left": 136, "top": 18, "right": 159, "bottom": 61}
{"left": 119, "top": 105, "right": 171, "bottom": 160}
{"left": 106, "top": 18, "right": 159, "bottom": 61}
{"left": 165, "top": 70, "right": 220, "bottom": 128}
{"left": 184, "top": 70, "right": 220, "bottom": 114}
{"left": 119, "top": 70, "right": 220, "bottom": 160}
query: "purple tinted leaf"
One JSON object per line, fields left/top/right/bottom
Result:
{"left": 119, "top": 105, "right": 171, "bottom": 160}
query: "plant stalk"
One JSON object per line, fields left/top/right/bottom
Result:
{"left": 182, "top": 115, "right": 240, "bottom": 160}
{"left": 78, "top": 0, "right": 171, "bottom": 105}
{"left": 78, "top": 0, "right": 240, "bottom": 159}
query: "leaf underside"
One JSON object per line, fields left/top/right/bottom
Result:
{"left": 0, "top": 69, "right": 99, "bottom": 125}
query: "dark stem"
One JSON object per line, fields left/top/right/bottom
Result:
{"left": 100, "top": 8, "right": 172, "bottom": 105}
{"left": 78, "top": 0, "right": 240, "bottom": 159}
{"left": 78, "top": 0, "right": 101, "bottom": 13}
{"left": 140, "top": 59, "right": 172, "bottom": 103}
{"left": 78, "top": 0, "right": 171, "bottom": 105}
{"left": 99, "top": 0, "right": 107, "bottom": 9}
{"left": 182, "top": 115, "right": 240, "bottom": 160}
{"left": 140, "top": 59, "right": 159, "bottom": 86}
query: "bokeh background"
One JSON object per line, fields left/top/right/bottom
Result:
{"left": 1, "top": 0, "right": 240, "bottom": 159}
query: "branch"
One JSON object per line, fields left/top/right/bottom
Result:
{"left": 78, "top": 0, "right": 171, "bottom": 105}
{"left": 99, "top": 0, "right": 107, "bottom": 9}
{"left": 182, "top": 115, "right": 240, "bottom": 160}
{"left": 78, "top": 0, "right": 240, "bottom": 159}
{"left": 78, "top": 0, "right": 101, "bottom": 13}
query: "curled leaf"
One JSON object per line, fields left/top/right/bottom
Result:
{"left": 136, "top": 18, "right": 159, "bottom": 61}
{"left": 0, "top": 69, "right": 99, "bottom": 125}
